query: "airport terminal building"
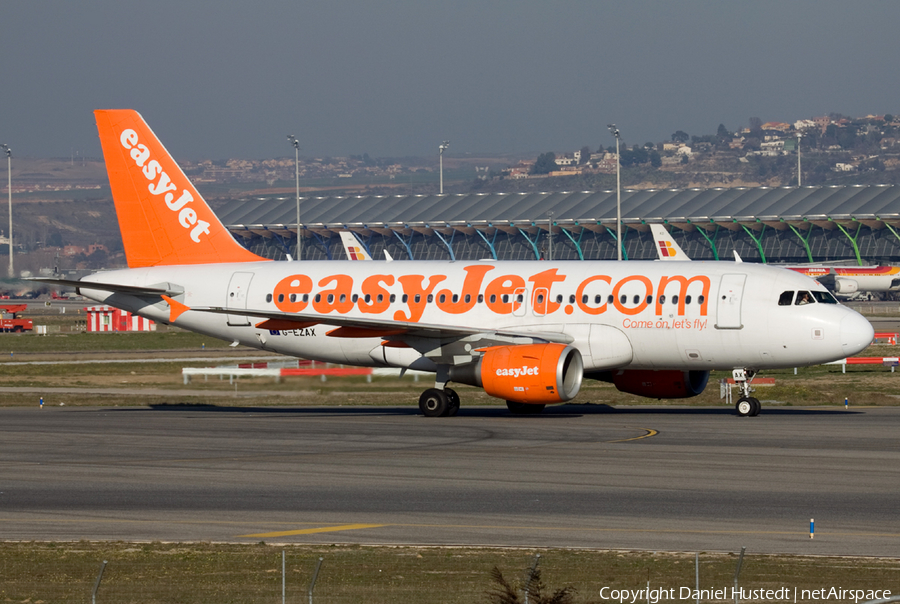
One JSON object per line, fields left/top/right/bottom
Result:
{"left": 218, "top": 184, "right": 900, "bottom": 265}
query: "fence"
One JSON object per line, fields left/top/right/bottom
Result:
{"left": 2, "top": 542, "right": 899, "bottom": 604}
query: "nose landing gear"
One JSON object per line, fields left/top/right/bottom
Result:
{"left": 733, "top": 368, "right": 761, "bottom": 417}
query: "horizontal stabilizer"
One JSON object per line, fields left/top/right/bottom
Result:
{"left": 24, "top": 277, "right": 181, "bottom": 297}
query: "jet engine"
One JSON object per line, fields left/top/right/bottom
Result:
{"left": 833, "top": 278, "right": 859, "bottom": 294}
{"left": 450, "top": 343, "right": 583, "bottom": 404}
{"left": 611, "top": 369, "right": 709, "bottom": 399}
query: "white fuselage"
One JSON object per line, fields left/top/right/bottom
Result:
{"left": 79, "top": 260, "right": 873, "bottom": 373}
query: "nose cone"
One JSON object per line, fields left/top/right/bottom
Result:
{"left": 840, "top": 312, "right": 874, "bottom": 357}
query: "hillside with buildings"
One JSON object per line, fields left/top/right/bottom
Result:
{"left": 3, "top": 110, "right": 900, "bottom": 283}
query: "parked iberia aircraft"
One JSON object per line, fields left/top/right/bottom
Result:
{"left": 650, "top": 224, "right": 900, "bottom": 299}
{"left": 34, "top": 111, "right": 875, "bottom": 418}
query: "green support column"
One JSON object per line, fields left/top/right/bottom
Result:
{"left": 561, "top": 226, "right": 585, "bottom": 260}
{"left": 882, "top": 221, "right": 900, "bottom": 247}
{"left": 690, "top": 221, "right": 720, "bottom": 260}
{"left": 604, "top": 225, "right": 628, "bottom": 260}
{"left": 739, "top": 223, "right": 767, "bottom": 263}
{"left": 833, "top": 220, "right": 864, "bottom": 266}
{"left": 788, "top": 223, "right": 815, "bottom": 263}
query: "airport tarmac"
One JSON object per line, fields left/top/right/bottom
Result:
{"left": 1, "top": 403, "right": 898, "bottom": 556}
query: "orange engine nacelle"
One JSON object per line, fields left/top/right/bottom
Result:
{"left": 612, "top": 369, "right": 709, "bottom": 399}
{"left": 450, "top": 343, "right": 583, "bottom": 404}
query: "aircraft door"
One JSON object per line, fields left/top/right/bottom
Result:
{"left": 715, "top": 273, "right": 746, "bottom": 330}
{"left": 226, "top": 271, "right": 254, "bottom": 326}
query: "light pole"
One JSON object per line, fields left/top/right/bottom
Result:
{"left": 607, "top": 125, "right": 622, "bottom": 261}
{"left": 439, "top": 141, "right": 449, "bottom": 194}
{"left": 0, "top": 144, "right": 11, "bottom": 277}
{"left": 287, "top": 135, "right": 301, "bottom": 261}
{"left": 796, "top": 132, "right": 802, "bottom": 187}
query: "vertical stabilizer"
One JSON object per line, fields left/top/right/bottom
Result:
{"left": 649, "top": 223, "right": 690, "bottom": 261}
{"left": 95, "top": 110, "right": 266, "bottom": 267}
{"left": 339, "top": 231, "right": 373, "bottom": 260}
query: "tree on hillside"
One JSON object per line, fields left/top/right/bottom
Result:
{"left": 579, "top": 146, "right": 591, "bottom": 165}
{"left": 531, "top": 152, "right": 557, "bottom": 175}
{"left": 671, "top": 130, "right": 690, "bottom": 144}
{"left": 717, "top": 123, "right": 730, "bottom": 140}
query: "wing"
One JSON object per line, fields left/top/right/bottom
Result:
{"left": 190, "top": 304, "right": 573, "bottom": 346}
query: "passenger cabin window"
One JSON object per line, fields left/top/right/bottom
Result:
{"left": 779, "top": 291, "right": 795, "bottom": 306}
{"left": 266, "top": 294, "right": 273, "bottom": 303}
{"left": 813, "top": 291, "right": 838, "bottom": 304}
{"left": 290, "top": 294, "right": 296, "bottom": 303}
{"left": 795, "top": 291, "right": 813, "bottom": 305}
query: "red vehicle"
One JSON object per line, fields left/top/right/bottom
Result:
{"left": 0, "top": 304, "right": 33, "bottom": 332}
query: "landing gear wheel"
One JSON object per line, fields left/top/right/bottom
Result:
{"left": 419, "top": 388, "right": 449, "bottom": 417}
{"left": 749, "top": 397, "right": 761, "bottom": 416}
{"left": 736, "top": 397, "right": 754, "bottom": 417}
{"left": 444, "top": 388, "right": 461, "bottom": 417}
{"left": 506, "top": 401, "right": 546, "bottom": 415}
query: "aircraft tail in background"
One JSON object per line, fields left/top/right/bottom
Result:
{"left": 94, "top": 109, "right": 266, "bottom": 268}
{"left": 340, "top": 231, "right": 373, "bottom": 260}
{"left": 650, "top": 224, "right": 690, "bottom": 261}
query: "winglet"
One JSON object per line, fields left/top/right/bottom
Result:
{"left": 161, "top": 294, "right": 190, "bottom": 322}
{"left": 95, "top": 110, "right": 267, "bottom": 267}
{"left": 733, "top": 250, "right": 743, "bottom": 263}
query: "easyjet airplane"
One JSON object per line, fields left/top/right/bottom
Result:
{"left": 650, "top": 224, "right": 900, "bottom": 299}
{"left": 34, "top": 111, "right": 874, "bottom": 418}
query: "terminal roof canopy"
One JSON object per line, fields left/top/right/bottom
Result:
{"left": 217, "top": 185, "right": 900, "bottom": 233}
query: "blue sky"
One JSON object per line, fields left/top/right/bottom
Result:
{"left": 2, "top": 1, "right": 899, "bottom": 159}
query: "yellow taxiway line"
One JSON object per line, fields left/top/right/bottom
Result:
{"left": 239, "top": 523, "right": 386, "bottom": 538}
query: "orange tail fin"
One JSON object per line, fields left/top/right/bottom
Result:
{"left": 95, "top": 109, "right": 266, "bottom": 267}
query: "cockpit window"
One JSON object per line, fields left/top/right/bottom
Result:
{"left": 812, "top": 290, "right": 838, "bottom": 304}
{"left": 795, "top": 291, "right": 814, "bottom": 305}
{"left": 778, "top": 291, "right": 794, "bottom": 306}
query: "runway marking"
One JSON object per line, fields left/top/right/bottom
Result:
{"left": 3, "top": 518, "right": 900, "bottom": 541}
{"left": 239, "top": 523, "right": 386, "bottom": 538}
{"left": 608, "top": 428, "right": 658, "bottom": 443}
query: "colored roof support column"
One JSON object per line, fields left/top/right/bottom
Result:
{"left": 517, "top": 227, "right": 541, "bottom": 260}
{"left": 475, "top": 228, "right": 498, "bottom": 260}
{"left": 690, "top": 222, "right": 720, "bottom": 260}
{"left": 431, "top": 229, "right": 456, "bottom": 261}
{"left": 561, "top": 226, "right": 585, "bottom": 260}
{"left": 739, "top": 223, "right": 767, "bottom": 263}
{"left": 788, "top": 223, "right": 815, "bottom": 263}
{"left": 833, "top": 220, "right": 864, "bottom": 266}
{"left": 393, "top": 230, "right": 415, "bottom": 260}
{"left": 604, "top": 225, "right": 628, "bottom": 260}
{"left": 309, "top": 231, "right": 333, "bottom": 260}
{"left": 881, "top": 221, "right": 900, "bottom": 247}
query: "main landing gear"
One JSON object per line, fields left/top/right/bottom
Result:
{"left": 732, "top": 368, "right": 761, "bottom": 417}
{"left": 418, "top": 387, "right": 460, "bottom": 418}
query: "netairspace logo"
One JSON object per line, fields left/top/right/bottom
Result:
{"left": 598, "top": 587, "right": 891, "bottom": 603}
